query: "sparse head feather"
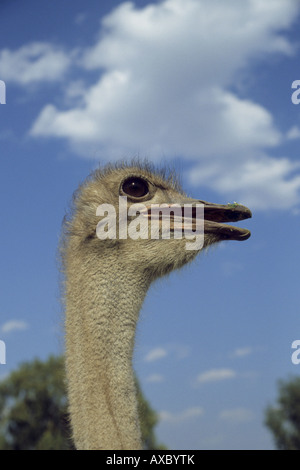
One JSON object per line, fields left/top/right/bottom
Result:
{"left": 91, "top": 158, "right": 183, "bottom": 194}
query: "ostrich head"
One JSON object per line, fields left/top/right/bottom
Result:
{"left": 65, "top": 161, "right": 251, "bottom": 282}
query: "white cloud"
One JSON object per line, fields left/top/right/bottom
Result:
{"left": 74, "top": 12, "right": 88, "bottom": 26}
{"left": 188, "top": 155, "right": 300, "bottom": 210}
{"left": 172, "top": 344, "right": 190, "bottom": 360}
{"left": 0, "top": 42, "right": 71, "bottom": 84}
{"left": 26, "top": 0, "right": 300, "bottom": 210}
{"left": 197, "top": 368, "right": 236, "bottom": 384}
{"left": 219, "top": 407, "right": 254, "bottom": 423}
{"left": 144, "top": 347, "right": 168, "bottom": 362}
{"left": 31, "top": 0, "right": 295, "bottom": 152}
{"left": 221, "top": 261, "right": 243, "bottom": 278}
{"left": 145, "top": 374, "right": 164, "bottom": 383}
{"left": 1, "top": 320, "right": 28, "bottom": 334}
{"left": 286, "top": 125, "right": 300, "bottom": 140}
{"left": 143, "top": 344, "right": 190, "bottom": 362}
{"left": 231, "top": 347, "right": 253, "bottom": 358}
{"left": 159, "top": 406, "right": 204, "bottom": 423}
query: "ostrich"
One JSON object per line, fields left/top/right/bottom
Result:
{"left": 61, "top": 161, "right": 251, "bottom": 450}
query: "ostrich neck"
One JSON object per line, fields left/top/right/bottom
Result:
{"left": 65, "top": 247, "right": 150, "bottom": 450}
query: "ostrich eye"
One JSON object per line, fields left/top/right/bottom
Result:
{"left": 122, "top": 177, "right": 149, "bottom": 198}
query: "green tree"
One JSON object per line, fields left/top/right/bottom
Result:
{"left": 265, "top": 376, "right": 300, "bottom": 450}
{"left": 0, "top": 355, "right": 162, "bottom": 450}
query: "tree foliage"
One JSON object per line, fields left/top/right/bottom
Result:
{"left": 265, "top": 376, "right": 300, "bottom": 450}
{"left": 0, "top": 355, "right": 162, "bottom": 450}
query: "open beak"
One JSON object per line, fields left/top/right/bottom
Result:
{"left": 199, "top": 200, "right": 252, "bottom": 241}
{"left": 141, "top": 198, "right": 252, "bottom": 242}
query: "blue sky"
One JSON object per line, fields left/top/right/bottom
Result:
{"left": 1, "top": 0, "right": 300, "bottom": 450}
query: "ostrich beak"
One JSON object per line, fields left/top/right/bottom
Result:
{"left": 142, "top": 198, "right": 252, "bottom": 242}
{"left": 198, "top": 200, "right": 252, "bottom": 241}
{"left": 172, "top": 197, "right": 252, "bottom": 241}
